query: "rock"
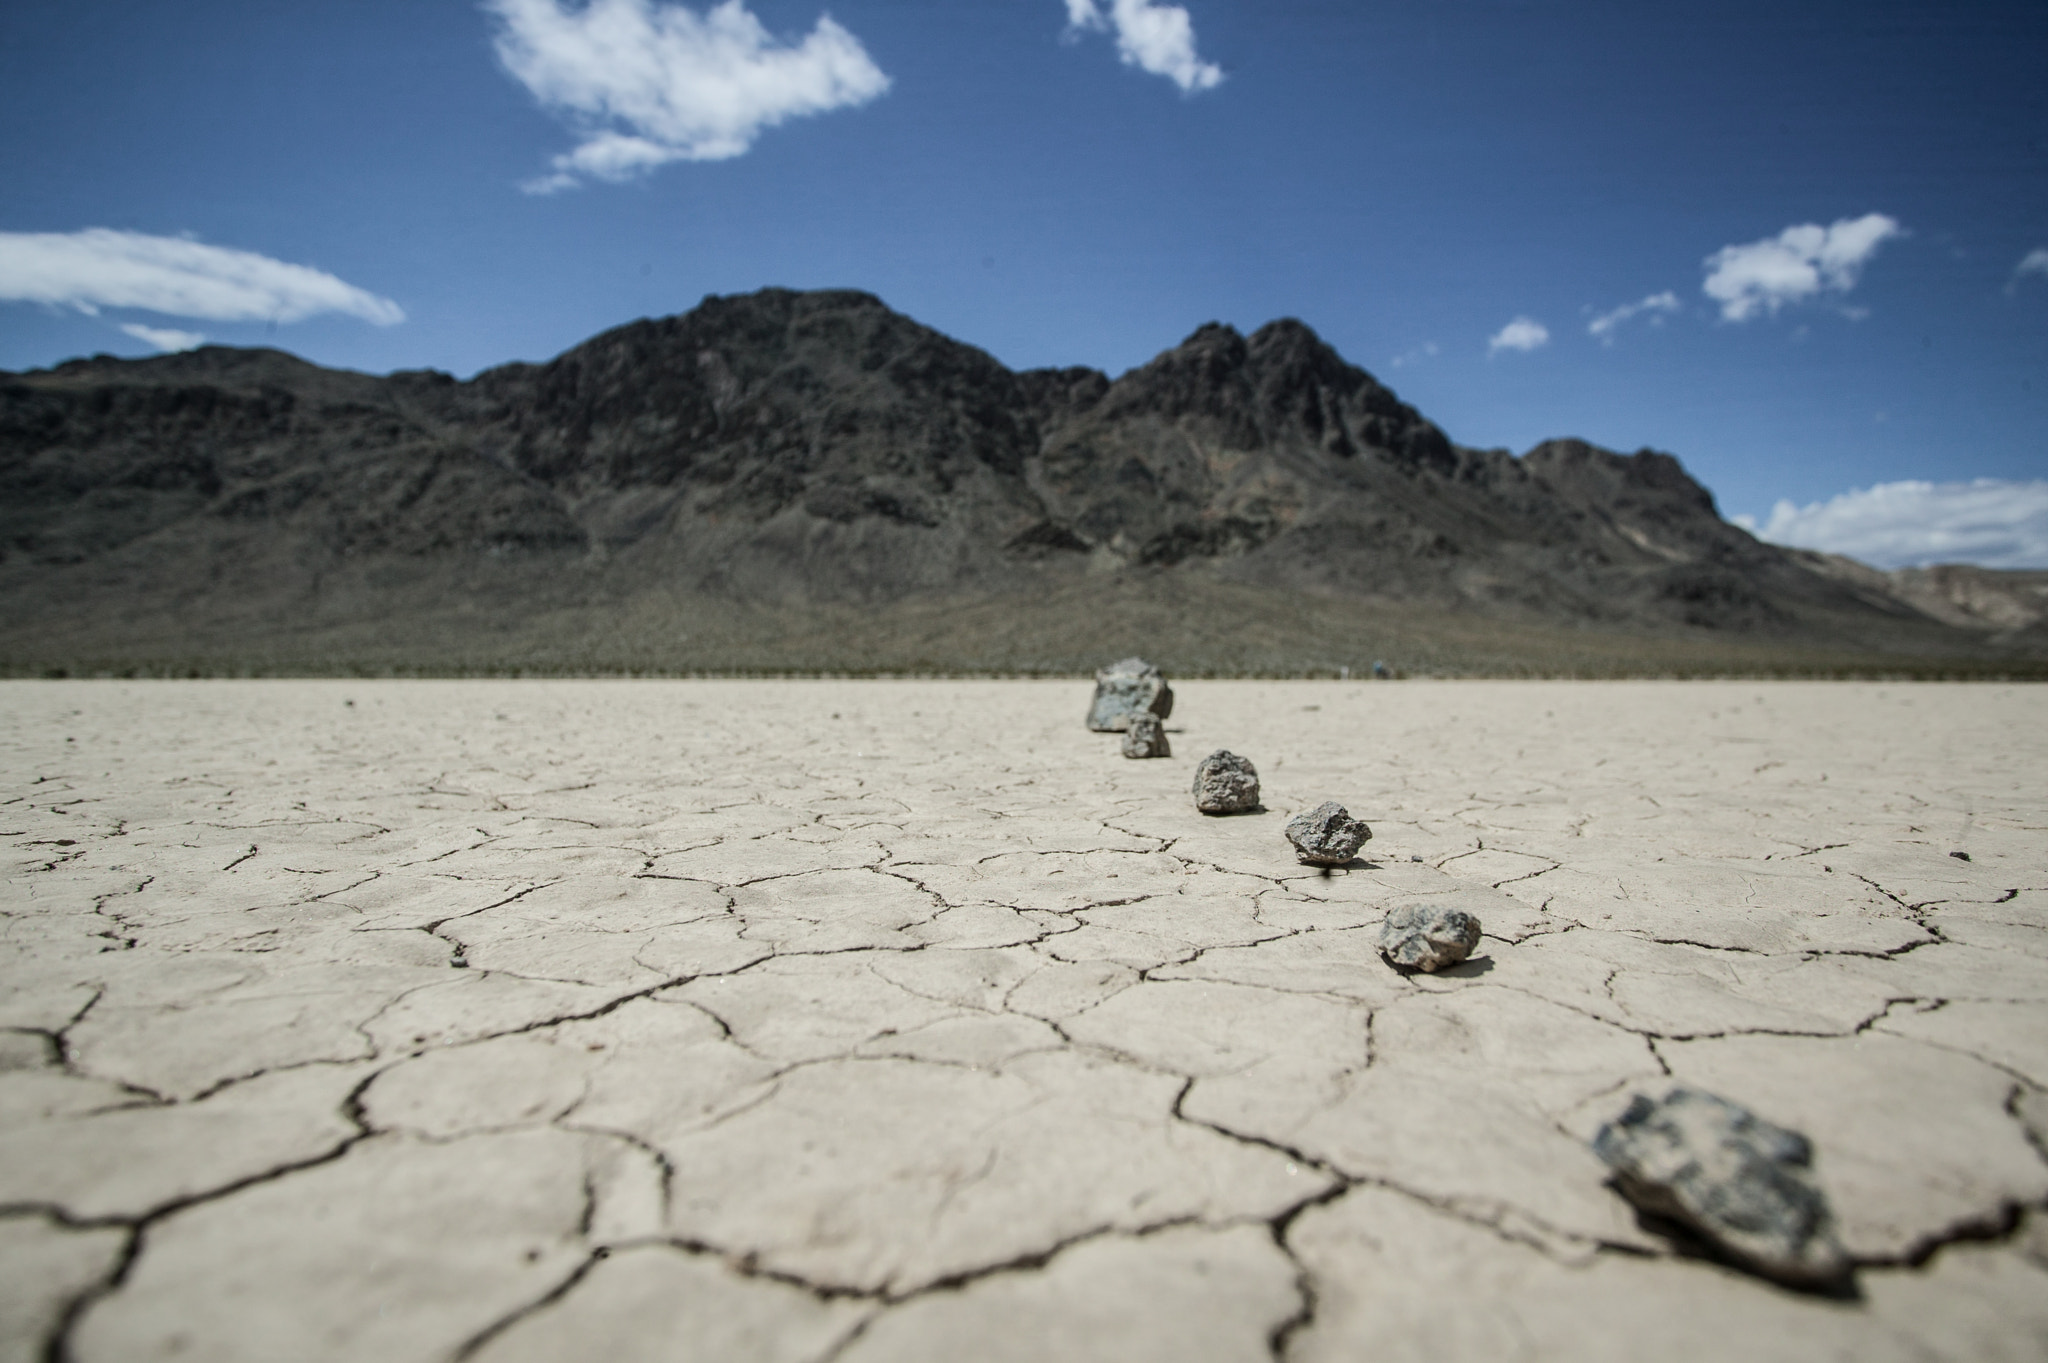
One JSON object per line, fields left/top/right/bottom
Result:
{"left": 1376, "top": 903, "right": 1481, "bottom": 972}
{"left": 1592, "top": 1087, "right": 1852, "bottom": 1291}
{"left": 1087, "top": 658, "right": 1174, "bottom": 732}
{"left": 1192, "top": 751, "right": 1260, "bottom": 815}
{"left": 1121, "top": 713, "right": 1171, "bottom": 759}
{"left": 1284, "top": 802, "right": 1370, "bottom": 865}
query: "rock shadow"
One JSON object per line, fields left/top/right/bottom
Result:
{"left": 1620, "top": 1197, "right": 1864, "bottom": 1301}
{"left": 1382, "top": 954, "right": 1494, "bottom": 979}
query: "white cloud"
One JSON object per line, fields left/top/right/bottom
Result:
{"left": 1735, "top": 479, "right": 2048, "bottom": 570}
{"left": 1587, "top": 290, "right": 1679, "bottom": 343}
{"left": 487, "top": 0, "right": 890, "bottom": 191}
{"left": 1702, "top": 212, "right": 1902, "bottom": 322}
{"left": 119, "top": 323, "right": 206, "bottom": 353}
{"left": 1065, "top": 0, "right": 1223, "bottom": 92}
{"left": 1388, "top": 341, "right": 1437, "bottom": 370}
{"left": 2012, "top": 247, "right": 2048, "bottom": 291}
{"left": 1488, "top": 316, "right": 1549, "bottom": 354}
{"left": 0, "top": 229, "right": 404, "bottom": 326}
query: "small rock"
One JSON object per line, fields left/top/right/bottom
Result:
{"left": 1121, "top": 713, "right": 1171, "bottom": 758}
{"left": 1192, "top": 750, "right": 1259, "bottom": 815}
{"left": 1087, "top": 657, "right": 1174, "bottom": 732}
{"left": 1284, "top": 802, "right": 1370, "bottom": 865}
{"left": 1376, "top": 903, "right": 1481, "bottom": 972}
{"left": 1593, "top": 1087, "right": 1852, "bottom": 1291}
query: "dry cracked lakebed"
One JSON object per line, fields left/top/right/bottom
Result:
{"left": 3, "top": 678, "right": 2047, "bottom": 1362}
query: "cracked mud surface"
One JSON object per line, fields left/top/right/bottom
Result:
{"left": 4, "top": 678, "right": 2047, "bottom": 1362}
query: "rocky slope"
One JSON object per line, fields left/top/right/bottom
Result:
{"left": 0, "top": 287, "right": 2036, "bottom": 673}
{"left": 1800, "top": 555, "right": 2048, "bottom": 639}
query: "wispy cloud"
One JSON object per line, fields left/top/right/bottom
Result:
{"left": 1735, "top": 479, "right": 2048, "bottom": 570}
{"left": 487, "top": 0, "right": 890, "bottom": 192}
{"left": 1487, "top": 316, "right": 1549, "bottom": 355}
{"left": 119, "top": 323, "right": 206, "bottom": 353}
{"left": 1065, "top": 0, "right": 1222, "bottom": 93}
{"left": 2011, "top": 246, "right": 2048, "bottom": 293}
{"left": 1388, "top": 341, "right": 1437, "bottom": 370}
{"left": 1702, "top": 213, "right": 1902, "bottom": 322}
{"left": 1587, "top": 290, "right": 1679, "bottom": 343}
{"left": 0, "top": 229, "right": 403, "bottom": 325}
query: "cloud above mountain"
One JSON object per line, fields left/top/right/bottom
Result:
{"left": 1588, "top": 290, "right": 1679, "bottom": 343}
{"left": 1737, "top": 478, "right": 2048, "bottom": 570}
{"left": 0, "top": 228, "right": 403, "bottom": 326}
{"left": 487, "top": 0, "right": 890, "bottom": 192}
{"left": 1064, "top": 0, "right": 1222, "bottom": 92}
{"left": 1488, "top": 316, "right": 1549, "bottom": 354}
{"left": 1702, "top": 213, "right": 1902, "bottom": 322}
{"left": 119, "top": 323, "right": 206, "bottom": 353}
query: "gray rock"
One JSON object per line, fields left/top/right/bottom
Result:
{"left": 1192, "top": 751, "right": 1260, "bottom": 815}
{"left": 1284, "top": 802, "right": 1370, "bottom": 865}
{"left": 1375, "top": 903, "right": 1481, "bottom": 972}
{"left": 1087, "top": 658, "right": 1175, "bottom": 732}
{"left": 1593, "top": 1087, "right": 1852, "bottom": 1290}
{"left": 1121, "top": 713, "right": 1171, "bottom": 759}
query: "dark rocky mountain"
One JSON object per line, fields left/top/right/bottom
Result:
{"left": 2, "top": 287, "right": 2039, "bottom": 675}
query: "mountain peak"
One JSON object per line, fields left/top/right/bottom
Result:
{"left": 1523, "top": 438, "right": 1719, "bottom": 517}
{"left": 1176, "top": 320, "right": 1246, "bottom": 350}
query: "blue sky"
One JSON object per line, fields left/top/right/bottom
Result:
{"left": 3, "top": 0, "right": 2045, "bottom": 566}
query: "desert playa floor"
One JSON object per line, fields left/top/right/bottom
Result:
{"left": 3, "top": 678, "right": 2046, "bottom": 1362}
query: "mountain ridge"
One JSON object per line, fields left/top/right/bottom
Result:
{"left": 2, "top": 287, "right": 2040, "bottom": 676}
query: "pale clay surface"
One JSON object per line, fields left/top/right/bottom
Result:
{"left": 2, "top": 678, "right": 2046, "bottom": 1362}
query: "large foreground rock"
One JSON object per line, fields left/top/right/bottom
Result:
{"left": 1593, "top": 1087, "right": 1852, "bottom": 1290}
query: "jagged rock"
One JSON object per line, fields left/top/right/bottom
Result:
{"left": 1121, "top": 713, "right": 1171, "bottom": 758}
{"left": 1284, "top": 802, "right": 1370, "bottom": 865}
{"left": 1192, "top": 751, "right": 1260, "bottom": 815}
{"left": 1593, "top": 1087, "right": 1852, "bottom": 1291}
{"left": 1087, "top": 658, "right": 1175, "bottom": 732}
{"left": 1376, "top": 903, "right": 1481, "bottom": 972}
